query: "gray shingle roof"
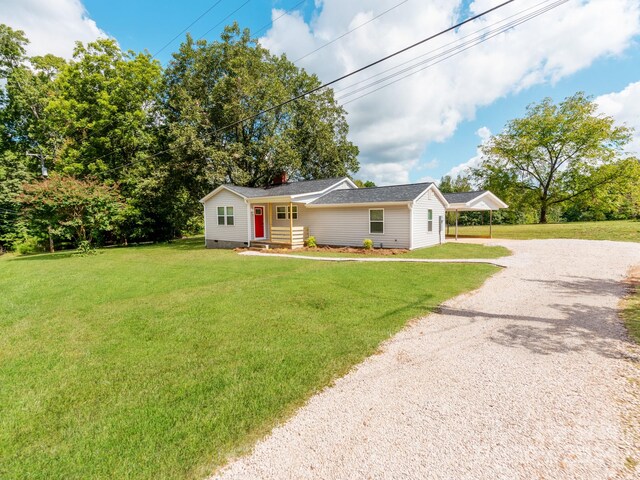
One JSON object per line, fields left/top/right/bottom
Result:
{"left": 442, "top": 191, "right": 487, "bottom": 204}
{"left": 310, "top": 182, "right": 434, "bottom": 205}
{"left": 225, "top": 177, "right": 349, "bottom": 198}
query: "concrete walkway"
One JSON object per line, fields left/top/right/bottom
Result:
{"left": 217, "top": 239, "right": 640, "bottom": 480}
{"left": 238, "top": 249, "right": 508, "bottom": 267}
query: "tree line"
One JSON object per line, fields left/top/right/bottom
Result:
{"left": 440, "top": 93, "right": 640, "bottom": 225}
{"left": 0, "top": 23, "right": 359, "bottom": 252}
{"left": 2, "top": 21, "right": 637, "bottom": 253}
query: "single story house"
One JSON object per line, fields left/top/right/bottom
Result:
{"left": 200, "top": 176, "right": 507, "bottom": 249}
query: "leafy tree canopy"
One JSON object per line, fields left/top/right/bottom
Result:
{"left": 162, "top": 23, "right": 359, "bottom": 192}
{"left": 474, "top": 92, "right": 633, "bottom": 223}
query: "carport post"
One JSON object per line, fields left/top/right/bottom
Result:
{"left": 489, "top": 210, "right": 493, "bottom": 238}
{"left": 455, "top": 210, "right": 458, "bottom": 241}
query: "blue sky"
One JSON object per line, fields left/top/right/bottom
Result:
{"left": 5, "top": 0, "right": 640, "bottom": 184}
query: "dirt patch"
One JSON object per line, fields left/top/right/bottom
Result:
{"left": 623, "top": 266, "right": 640, "bottom": 291}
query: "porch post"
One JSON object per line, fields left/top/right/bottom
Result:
{"left": 268, "top": 203, "right": 272, "bottom": 240}
{"left": 490, "top": 209, "right": 493, "bottom": 239}
{"left": 455, "top": 210, "right": 459, "bottom": 241}
{"left": 289, "top": 201, "right": 293, "bottom": 246}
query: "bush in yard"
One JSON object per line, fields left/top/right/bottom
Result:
{"left": 15, "top": 236, "right": 42, "bottom": 255}
{"left": 18, "top": 173, "right": 126, "bottom": 252}
{"left": 363, "top": 238, "right": 373, "bottom": 250}
{"left": 305, "top": 236, "right": 317, "bottom": 248}
{"left": 74, "top": 239, "right": 97, "bottom": 256}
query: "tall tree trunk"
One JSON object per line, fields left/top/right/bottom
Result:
{"left": 47, "top": 225, "right": 54, "bottom": 253}
{"left": 539, "top": 204, "right": 548, "bottom": 224}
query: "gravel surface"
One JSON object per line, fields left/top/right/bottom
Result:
{"left": 214, "top": 239, "right": 640, "bottom": 480}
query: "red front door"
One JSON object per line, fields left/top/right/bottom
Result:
{"left": 254, "top": 206, "right": 265, "bottom": 238}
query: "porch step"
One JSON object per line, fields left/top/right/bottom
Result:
{"left": 250, "top": 241, "right": 295, "bottom": 250}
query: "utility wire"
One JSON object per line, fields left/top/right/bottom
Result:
{"left": 336, "top": 0, "right": 567, "bottom": 102}
{"left": 252, "top": 0, "right": 307, "bottom": 38}
{"left": 198, "top": 0, "right": 254, "bottom": 40}
{"left": 81, "top": 0, "right": 524, "bottom": 178}
{"left": 333, "top": 0, "right": 557, "bottom": 95}
{"left": 151, "top": 0, "right": 225, "bottom": 58}
{"left": 340, "top": 0, "right": 567, "bottom": 105}
{"left": 292, "top": 0, "right": 409, "bottom": 63}
{"left": 215, "top": 0, "right": 516, "bottom": 134}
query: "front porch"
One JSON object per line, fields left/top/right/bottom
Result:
{"left": 250, "top": 202, "right": 309, "bottom": 249}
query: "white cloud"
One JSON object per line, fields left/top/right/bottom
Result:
{"left": 261, "top": 0, "right": 640, "bottom": 185}
{"left": 445, "top": 126, "right": 492, "bottom": 178}
{"left": 596, "top": 81, "right": 640, "bottom": 155}
{"left": 0, "top": 0, "right": 106, "bottom": 59}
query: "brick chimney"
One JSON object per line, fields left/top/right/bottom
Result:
{"left": 272, "top": 171, "right": 288, "bottom": 185}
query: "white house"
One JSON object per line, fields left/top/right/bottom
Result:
{"left": 200, "top": 177, "right": 507, "bottom": 249}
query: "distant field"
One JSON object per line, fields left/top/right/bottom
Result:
{"left": 453, "top": 220, "right": 640, "bottom": 242}
{"left": 0, "top": 238, "right": 498, "bottom": 480}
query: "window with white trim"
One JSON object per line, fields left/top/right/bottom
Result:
{"left": 217, "top": 206, "right": 234, "bottom": 226}
{"left": 369, "top": 209, "right": 384, "bottom": 234}
{"left": 276, "top": 205, "right": 298, "bottom": 219}
{"left": 428, "top": 209, "right": 433, "bottom": 232}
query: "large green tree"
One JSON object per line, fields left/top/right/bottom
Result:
{"left": 475, "top": 92, "right": 633, "bottom": 223}
{"left": 161, "top": 24, "right": 359, "bottom": 191}
{"left": 47, "top": 39, "right": 162, "bottom": 179}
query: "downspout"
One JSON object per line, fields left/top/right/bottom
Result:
{"left": 408, "top": 203, "right": 413, "bottom": 250}
{"left": 246, "top": 200, "right": 251, "bottom": 247}
{"left": 202, "top": 202, "right": 207, "bottom": 248}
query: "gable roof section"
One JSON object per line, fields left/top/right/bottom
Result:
{"left": 442, "top": 191, "right": 487, "bottom": 204}
{"left": 200, "top": 177, "right": 352, "bottom": 202}
{"left": 443, "top": 190, "right": 508, "bottom": 210}
{"left": 309, "top": 182, "right": 436, "bottom": 205}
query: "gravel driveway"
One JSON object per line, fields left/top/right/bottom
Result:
{"left": 214, "top": 239, "right": 640, "bottom": 480}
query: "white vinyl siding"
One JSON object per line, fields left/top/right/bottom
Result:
{"left": 305, "top": 205, "right": 411, "bottom": 249}
{"left": 203, "top": 189, "right": 248, "bottom": 243}
{"left": 411, "top": 188, "right": 446, "bottom": 249}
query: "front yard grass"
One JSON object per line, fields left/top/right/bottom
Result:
{"left": 454, "top": 220, "right": 640, "bottom": 242}
{"left": 0, "top": 238, "right": 498, "bottom": 480}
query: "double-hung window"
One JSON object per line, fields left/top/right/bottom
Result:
{"left": 217, "top": 206, "right": 234, "bottom": 226}
{"left": 427, "top": 209, "right": 433, "bottom": 232}
{"left": 276, "top": 205, "right": 298, "bottom": 220}
{"left": 369, "top": 209, "right": 384, "bottom": 234}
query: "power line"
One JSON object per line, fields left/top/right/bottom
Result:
{"left": 72, "top": 0, "right": 527, "bottom": 178}
{"left": 214, "top": 0, "right": 517, "bottom": 134}
{"left": 252, "top": 0, "right": 307, "bottom": 38}
{"left": 151, "top": 0, "right": 225, "bottom": 58}
{"left": 336, "top": 0, "right": 567, "bottom": 103}
{"left": 198, "top": 0, "right": 254, "bottom": 40}
{"left": 339, "top": 0, "right": 567, "bottom": 106}
{"left": 292, "top": 0, "right": 409, "bottom": 63}
{"left": 333, "top": 0, "right": 557, "bottom": 96}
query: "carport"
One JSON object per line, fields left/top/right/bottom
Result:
{"left": 443, "top": 191, "right": 509, "bottom": 240}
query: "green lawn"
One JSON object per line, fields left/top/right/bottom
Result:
{"left": 0, "top": 239, "right": 498, "bottom": 480}
{"left": 293, "top": 242, "right": 510, "bottom": 259}
{"left": 622, "top": 270, "right": 640, "bottom": 345}
{"left": 453, "top": 219, "right": 640, "bottom": 242}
